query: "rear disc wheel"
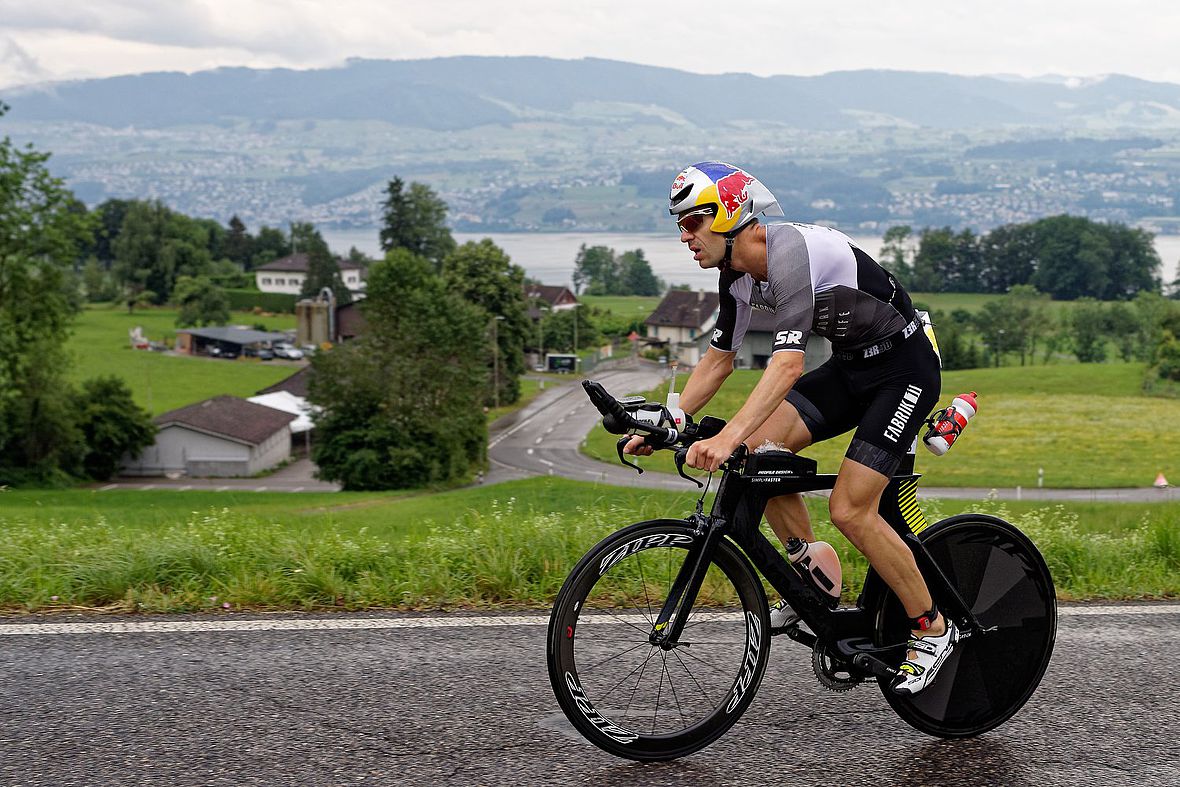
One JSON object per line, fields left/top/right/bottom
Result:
{"left": 873, "top": 515, "right": 1057, "bottom": 737}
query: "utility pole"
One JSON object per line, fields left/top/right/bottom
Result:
{"left": 492, "top": 315, "right": 505, "bottom": 409}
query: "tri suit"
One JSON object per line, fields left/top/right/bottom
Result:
{"left": 710, "top": 222, "right": 941, "bottom": 477}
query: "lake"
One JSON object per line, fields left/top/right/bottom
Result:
{"left": 323, "top": 228, "right": 1180, "bottom": 292}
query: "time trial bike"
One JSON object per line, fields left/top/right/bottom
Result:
{"left": 546, "top": 380, "right": 1056, "bottom": 761}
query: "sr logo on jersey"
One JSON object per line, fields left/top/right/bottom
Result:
{"left": 774, "top": 330, "right": 803, "bottom": 347}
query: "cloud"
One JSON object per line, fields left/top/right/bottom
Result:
{"left": 0, "top": 34, "right": 47, "bottom": 89}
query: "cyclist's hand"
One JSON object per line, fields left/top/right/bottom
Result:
{"left": 622, "top": 434, "right": 653, "bottom": 457}
{"left": 686, "top": 434, "right": 740, "bottom": 472}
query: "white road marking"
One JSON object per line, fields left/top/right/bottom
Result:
{"left": 292, "top": 486, "right": 304, "bottom": 493}
{"left": 538, "top": 459, "right": 555, "bottom": 467}
{"left": 255, "top": 486, "right": 268, "bottom": 492}
{"left": 527, "top": 448, "right": 534, "bottom": 455}
{"left": 140, "top": 484, "right": 155, "bottom": 490}
{"left": 99, "top": 484, "right": 117, "bottom": 491}
{"left": 179, "top": 485, "right": 192, "bottom": 491}
{"left": 216, "top": 486, "right": 230, "bottom": 492}
{"left": 534, "top": 437, "right": 543, "bottom": 444}
{"left": 0, "top": 605, "right": 1172, "bottom": 637}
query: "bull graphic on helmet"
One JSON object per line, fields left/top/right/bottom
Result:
{"left": 668, "top": 162, "right": 783, "bottom": 235}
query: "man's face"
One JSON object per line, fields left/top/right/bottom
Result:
{"left": 677, "top": 209, "right": 724, "bottom": 269}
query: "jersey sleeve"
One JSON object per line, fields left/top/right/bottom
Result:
{"left": 766, "top": 229, "right": 815, "bottom": 354}
{"left": 711, "top": 268, "right": 752, "bottom": 353}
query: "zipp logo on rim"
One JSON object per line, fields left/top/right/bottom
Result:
{"left": 599, "top": 533, "right": 694, "bottom": 575}
{"left": 564, "top": 672, "right": 638, "bottom": 744}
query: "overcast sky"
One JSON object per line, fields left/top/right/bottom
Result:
{"left": 2, "top": 1, "right": 1180, "bottom": 90}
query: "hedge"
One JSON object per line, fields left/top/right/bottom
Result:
{"left": 224, "top": 289, "right": 297, "bottom": 313}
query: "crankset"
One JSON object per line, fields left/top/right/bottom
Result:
{"left": 812, "top": 643, "right": 865, "bottom": 692}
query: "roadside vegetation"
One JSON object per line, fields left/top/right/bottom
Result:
{"left": 0, "top": 479, "right": 1175, "bottom": 613}
{"left": 582, "top": 361, "right": 1180, "bottom": 488}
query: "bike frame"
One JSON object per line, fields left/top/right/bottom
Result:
{"left": 648, "top": 446, "right": 989, "bottom": 679}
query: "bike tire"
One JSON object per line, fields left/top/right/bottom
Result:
{"left": 871, "top": 514, "right": 1057, "bottom": 738}
{"left": 547, "top": 519, "right": 770, "bottom": 761}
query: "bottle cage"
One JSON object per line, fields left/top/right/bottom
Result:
{"left": 922, "top": 406, "right": 962, "bottom": 443}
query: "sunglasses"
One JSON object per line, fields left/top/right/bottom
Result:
{"left": 675, "top": 208, "right": 715, "bottom": 235}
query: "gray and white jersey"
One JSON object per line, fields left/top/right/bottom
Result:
{"left": 711, "top": 223, "right": 916, "bottom": 355}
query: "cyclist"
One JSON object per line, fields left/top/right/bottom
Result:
{"left": 625, "top": 161, "right": 954, "bottom": 694}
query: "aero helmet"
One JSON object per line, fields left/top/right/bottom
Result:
{"left": 669, "top": 161, "right": 783, "bottom": 235}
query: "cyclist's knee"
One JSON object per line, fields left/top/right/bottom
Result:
{"left": 747, "top": 399, "right": 813, "bottom": 453}
{"left": 828, "top": 492, "right": 877, "bottom": 537}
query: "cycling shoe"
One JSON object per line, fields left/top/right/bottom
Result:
{"left": 769, "top": 598, "right": 801, "bottom": 631}
{"left": 892, "top": 618, "right": 959, "bottom": 695}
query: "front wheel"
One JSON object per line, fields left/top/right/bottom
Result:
{"left": 547, "top": 520, "right": 770, "bottom": 761}
{"left": 872, "top": 514, "right": 1057, "bottom": 738}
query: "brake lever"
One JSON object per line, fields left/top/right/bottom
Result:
{"left": 616, "top": 436, "right": 643, "bottom": 474}
{"left": 674, "top": 448, "right": 704, "bottom": 488}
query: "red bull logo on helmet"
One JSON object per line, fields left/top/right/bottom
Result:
{"left": 716, "top": 169, "right": 755, "bottom": 219}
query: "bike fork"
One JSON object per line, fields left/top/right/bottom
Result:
{"left": 649, "top": 518, "right": 725, "bottom": 649}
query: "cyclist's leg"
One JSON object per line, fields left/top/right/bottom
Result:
{"left": 745, "top": 399, "right": 816, "bottom": 543}
{"left": 747, "top": 360, "right": 859, "bottom": 546}
{"left": 827, "top": 337, "right": 942, "bottom": 623}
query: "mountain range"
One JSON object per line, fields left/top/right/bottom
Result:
{"left": 8, "top": 56, "right": 1180, "bottom": 130}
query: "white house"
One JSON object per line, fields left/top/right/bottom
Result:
{"left": 255, "top": 253, "right": 366, "bottom": 296}
{"left": 121, "top": 396, "right": 296, "bottom": 477}
{"left": 644, "top": 290, "right": 831, "bottom": 370}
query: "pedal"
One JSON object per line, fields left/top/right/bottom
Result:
{"left": 851, "top": 652, "right": 900, "bottom": 680}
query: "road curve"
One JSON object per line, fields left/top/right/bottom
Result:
{"left": 488, "top": 364, "right": 1179, "bottom": 503}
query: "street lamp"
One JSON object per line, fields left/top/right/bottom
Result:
{"left": 571, "top": 302, "right": 582, "bottom": 371}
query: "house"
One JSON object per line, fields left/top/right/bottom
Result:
{"left": 525, "top": 284, "right": 579, "bottom": 319}
{"left": 255, "top": 253, "right": 367, "bottom": 296}
{"left": 120, "top": 396, "right": 296, "bottom": 477}
{"left": 253, "top": 368, "right": 318, "bottom": 451}
{"left": 175, "top": 326, "right": 290, "bottom": 357}
{"left": 644, "top": 290, "right": 831, "bottom": 370}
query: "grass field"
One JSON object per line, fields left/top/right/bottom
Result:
{"left": 583, "top": 361, "right": 1180, "bottom": 487}
{"left": 68, "top": 305, "right": 299, "bottom": 415}
{"left": 0, "top": 479, "right": 1175, "bottom": 612}
{"left": 580, "top": 295, "right": 662, "bottom": 317}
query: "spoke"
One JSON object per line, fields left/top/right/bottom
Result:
{"left": 586, "top": 607, "right": 655, "bottom": 639}
{"left": 662, "top": 650, "right": 690, "bottom": 729}
{"left": 652, "top": 651, "right": 667, "bottom": 734}
{"left": 622, "top": 645, "right": 654, "bottom": 724}
{"left": 669, "top": 646, "right": 715, "bottom": 706}
{"left": 598, "top": 646, "right": 659, "bottom": 707}
{"left": 577, "top": 640, "right": 652, "bottom": 676}
{"left": 675, "top": 641, "right": 741, "bottom": 679}
{"left": 636, "top": 550, "right": 655, "bottom": 623}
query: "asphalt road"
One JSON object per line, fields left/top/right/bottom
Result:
{"left": 488, "top": 362, "right": 1179, "bottom": 503}
{"left": 1, "top": 605, "right": 1176, "bottom": 786}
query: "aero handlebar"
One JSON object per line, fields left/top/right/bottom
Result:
{"left": 582, "top": 380, "right": 729, "bottom": 486}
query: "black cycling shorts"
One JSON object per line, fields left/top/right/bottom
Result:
{"left": 785, "top": 331, "right": 942, "bottom": 477}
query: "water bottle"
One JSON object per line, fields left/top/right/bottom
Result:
{"left": 785, "top": 538, "right": 842, "bottom": 607}
{"left": 923, "top": 391, "right": 978, "bottom": 456}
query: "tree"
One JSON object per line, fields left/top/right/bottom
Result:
{"left": 379, "top": 177, "right": 456, "bottom": 265}
{"left": 0, "top": 102, "right": 94, "bottom": 484}
{"left": 81, "top": 257, "right": 119, "bottom": 302}
{"left": 980, "top": 222, "right": 1038, "bottom": 293}
{"left": 618, "top": 249, "right": 663, "bottom": 296}
{"left": 112, "top": 199, "right": 213, "bottom": 304}
{"left": 295, "top": 223, "right": 352, "bottom": 305}
{"left": 251, "top": 225, "right": 289, "bottom": 268}
{"left": 1067, "top": 299, "right": 1109, "bottom": 363}
{"left": 222, "top": 215, "right": 254, "bottom": 268}
{"left": 441, "top": 239, "right": 530, "bottom": 407}
{"left": 573, "top": 245, "right": 617, "bottom": 295}
{"left": 309, "top": 250, "right": 486, "bottom": 490}
{"left": 878, "top": 225, "right": 916, "bottom": 285}
{"left": 1002, "top": 284, "right": 1050, "bottom": 365}
{"left": 72, "top": 376, "right": 156, "bottom": 480}
{"left": 172, "top": 275, "right": 230, "bottom": 327}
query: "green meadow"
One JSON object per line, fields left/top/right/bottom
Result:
{"left": 0, "top": 478, "right": 1176, "bottom": 612}
{"left": 67, "top": 305, "right": 299, "bottom": 414}
{"left": 583, "top": 361, "right": 1180, "bottom": 488}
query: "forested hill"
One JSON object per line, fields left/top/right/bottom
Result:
{"left": 8, "top": 57, "right": 1180, "bottom": 130}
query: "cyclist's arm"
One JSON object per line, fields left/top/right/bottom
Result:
{"left": 686, "top": 351, "right": 804, "bottom": 470}
{"left": 679, "top": 346, "right": 736, "bottom": 415}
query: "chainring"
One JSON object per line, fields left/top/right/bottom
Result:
{"left": 812, "top": 644, "right": 864, "bottom": 692}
